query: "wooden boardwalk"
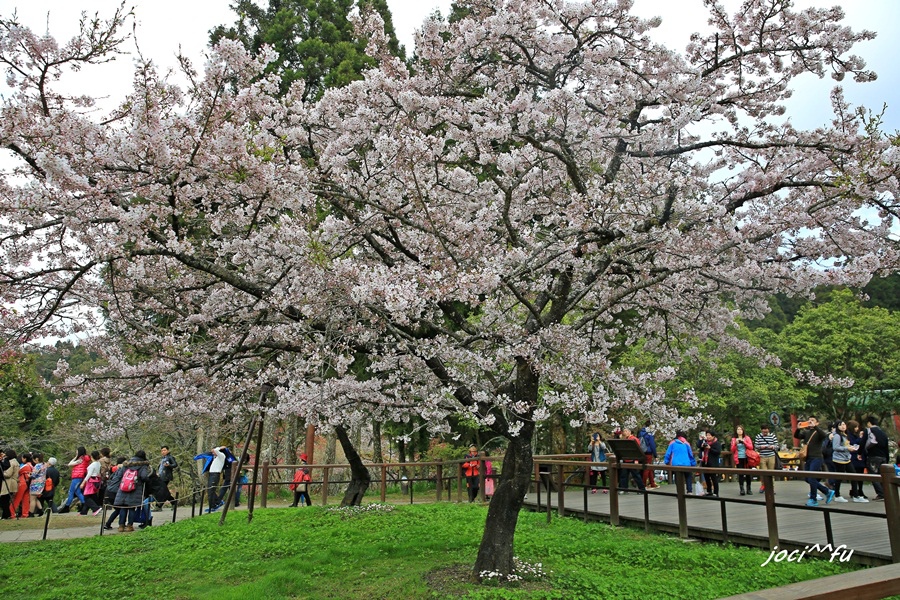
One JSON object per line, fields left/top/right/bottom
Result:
{"left": 523, "top": 479, "right": 892, "bottom": 565}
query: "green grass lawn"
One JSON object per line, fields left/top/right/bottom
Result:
{"left": 0, "top": 503, "right": 857, "bottom": 599}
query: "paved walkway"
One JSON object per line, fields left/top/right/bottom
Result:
{"left": 0, "top": 502, "right": 273, "bottom": 543}
{"left": 524, "top": 478, "right": 892, "bottom": 564}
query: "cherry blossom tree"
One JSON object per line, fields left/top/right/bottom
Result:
{"left": 2, "top": 0, "right": 898, "bottom": 579}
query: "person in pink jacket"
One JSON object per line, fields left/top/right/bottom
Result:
{"left": 730, "top": 425, "right": 754, "bottom": 496}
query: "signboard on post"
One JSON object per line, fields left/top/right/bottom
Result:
{"left": 606, "top": 439, "right": 646, "bottom": 463}
{"left": 769, "top": 412, "right": 781, "bottom": 428}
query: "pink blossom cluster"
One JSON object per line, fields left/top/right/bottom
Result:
{"left": 0, "top": 0, "right": 897, "bottom": 442}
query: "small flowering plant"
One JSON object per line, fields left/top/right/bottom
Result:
{"left": 479, "top": 557, "right": 549, "bottom": 586}
{"left": 325, "top": 503, "right": 395, "bottom": 519}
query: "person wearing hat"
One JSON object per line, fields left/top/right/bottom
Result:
{"left": 289, "top": 453, "right": 312, "bottom": 507}
{"left": 754, "top": 424, "right": 779, "bottom": 494}
{"left": 463, "top": 445, "right": 481, "bottom": 502}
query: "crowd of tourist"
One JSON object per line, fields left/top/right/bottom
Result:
{"left": 586, "top": 414, "right": 897, "bottom": 506}
{"left": 0, "top": 445, "right": 179, "bottom": 531}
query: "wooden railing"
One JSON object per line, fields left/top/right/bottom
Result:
{"left": 198, "top": 452, "right": 899, "bottom": 566}
{"left": 250, "top": 455, "right": 515, "bottom": 506}
{"left": 720, "top": 562, "right": 900, "bottom": 599}
{"left": 241, "top": 453, "right": 579, "bottom": 507}
{"left": 529, "top": 455, "right": 900, "bottom": 565}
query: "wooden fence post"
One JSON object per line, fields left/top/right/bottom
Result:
{"left": 260, "top": 460, "right": 269, "bottom": 508}
{"left": 380, "top": 465, "right": 387, "bottom": 502}
{"left": 479, "top": 458, "right": 485, "bottom": 502}
{"left": 880, "top": 464, "right": 900, "bottom": 563}
{"left": 436, "top": 462, "right": 443, "bottom": 502}
{"left": 321, "top": 466, "right": 329, "bottom": 506}
{"left": 246, "top": 414, "right": 265, "bottom": 523}
{"left": 557, "top": 461, "right": 566, "bottom": 518}
{"left": 609, "top": 454, "right": 620, "bottom": 527}
{"left": 762, "top": 472, "right": 779, "bottom": 550}
{"left": 675, "top": 469, "right": 688, "bottom": 538}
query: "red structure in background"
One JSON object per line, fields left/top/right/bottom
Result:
{"left": 305, "top": 424, "right": 316, "bottom": 464}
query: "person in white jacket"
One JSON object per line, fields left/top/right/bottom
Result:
{"left": 206, "top": 446, "right": 228, "bottom": 513}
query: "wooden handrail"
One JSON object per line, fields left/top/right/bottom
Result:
{"left": 719, "top": 562, "right": 900, "bottom": 599}
{"left": 529, "top": 456, "right": 899, "bottom": 565}
{"left": 235, "top": 453, "right": 897, "bottom": 564}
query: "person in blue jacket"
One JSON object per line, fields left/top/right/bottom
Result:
{"left": 663, "top": 431, "right": 697, "bottom": 494}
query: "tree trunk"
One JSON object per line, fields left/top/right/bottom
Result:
{"left": 285, "top": 416, "right": 299, "bottom": 464}
{"left": 472, "top": 357, "right": 539, "bottom": 580}
{"left": 372, "top": 420, "right": 383, "bottom": 464}
{"left": 336, "top": 424, "right": 371, "bottom": 506}
{"left": 351, "top": 424, "right": 362, "bottom": 455}
{"left": 398, "top": 437, "right": 408, "bottom": 478}
{"left": 551, "top": 412, "right": 566, "bottom": 454}
{"left": 472, "top": 422, "right": 535, "bottom": 580}
{"left": 324, "top": 433, "right": 337, "bottom": 464}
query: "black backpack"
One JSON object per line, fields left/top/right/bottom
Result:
{"left": 145, "top": 472, "right": 168, "bottom": 501}
{"left": 821, "top": 435, "right": 834, "bottom": 459}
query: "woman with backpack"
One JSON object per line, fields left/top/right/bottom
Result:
{"left": 289, "top": 453, "right": 312, "bottom": 507}
{"left": 113, "top": 451, "right": 151, "bottom": 532}
{"left": 730, "top": 425, "right": 754, "bottom": 496}
{"left": 103, "top": 457, "right": 127, "bottom": 530}
{"left": 78, "top": 451, "right": 104, "bottom": 516}
{"left": 463, "top": 445, "right": 481, "bottom": 502}
{"left": 39, "top": 457, "right": 60, "bottom": 514}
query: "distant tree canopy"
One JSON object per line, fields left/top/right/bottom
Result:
{"left": 0, "top": 348, "right": 49, "bottom": 445}
{"left": 775, "top": 289, "right": 900, "bottom": 421}
{"left": 748, "top": 274, "right": 900, "bottom": 333}
{"left": 210, "top": 0, "right": 404, "bottom": 100}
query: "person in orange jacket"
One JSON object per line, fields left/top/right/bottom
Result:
{"left": 462, "top": 445, "right": 480, "bottom": 502}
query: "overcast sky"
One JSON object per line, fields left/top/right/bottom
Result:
{"left": 2, "top": 0, "right": 898, "bottom": 131}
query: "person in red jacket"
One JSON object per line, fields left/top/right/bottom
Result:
{"left": 730, "top": 425, "right": 755, "bottom": 496}
{"left": 59, "top": 446, "right": 91, "bottom": 513}
{"left": 11, "top": 452, "right": 32, "bottom": 518}
{"left": 462, "top": 445, "right": 480, "bottom": 502}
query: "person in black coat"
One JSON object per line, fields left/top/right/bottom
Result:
{"left": 699, "top": 432, "right": 722, "bottom": 497}
{"left": 864, "top": 416, "right": 890, "bottom": 501}
{"left": 38, "top": 457, "right": 61, "bottom": 514}
{"left": 794, "top": 417, "right": 832, "bottom": 506}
